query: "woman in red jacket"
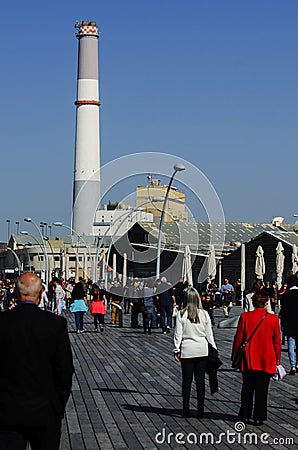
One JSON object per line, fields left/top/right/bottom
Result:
{"left": 232, "top": 292, "right": 281, "bottom": 426}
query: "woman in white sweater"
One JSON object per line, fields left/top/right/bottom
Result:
{"left": 173, "top": 287, "right": 216, "bottom": 419}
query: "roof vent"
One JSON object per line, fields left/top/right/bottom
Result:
{"left": 272, "top": 217, "right": 284, "bottom": 227}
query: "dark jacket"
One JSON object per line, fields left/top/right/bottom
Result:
{"left": 0, "top": 303, "right": 74, "bottom": 427}
{"left": 280, "top": 288, "right": 298, "bottom": 339}
{"left": 157, "top": 282, "right": 174, "bottom": 307}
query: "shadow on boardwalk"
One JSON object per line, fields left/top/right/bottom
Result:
{"left": 61, "top": 307, "right": 298, "bottom": 450}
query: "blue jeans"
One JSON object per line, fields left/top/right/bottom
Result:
{"left": 287, "top": 336, "right": 298, "bottom": 368}
{"left": 151, "top": 307, "right": 157, "bottom": 328}
{"left": 75, "top": 312, "right": 84, "bottom": 331}
{"left": 160, "top": 305, "right": 173, "bottom": 331}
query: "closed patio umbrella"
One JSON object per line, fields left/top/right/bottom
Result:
{"left": 276, "top": 242, "right": 285, "bottom": 290}
{"left": 122, "top": 252, "right": 127, "bottom": 288}
{"left": 292, "top": 244, "right": 298, "bottom": 275}
{"left": 207, "top": 244, "right": 217, "bottom": 285}
{"left": 255, "top": 245, "right": 265, "bottom": 280}
{"left": 182, "top": 245, "right": 193, "bottom": 287}
{"left": 240, "top": 244, "right": 245, "bottom": 298}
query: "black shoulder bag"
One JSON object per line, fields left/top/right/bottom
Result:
{"left": 232, "top": 313, "right": 268, "bottom": 369}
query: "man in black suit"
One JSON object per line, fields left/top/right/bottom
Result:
{"left": 0, "top": 272, "right": 74, "bottom": 450}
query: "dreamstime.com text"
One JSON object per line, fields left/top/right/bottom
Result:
{"left": 155, "top": 422, "right": 295, "bottom": 446}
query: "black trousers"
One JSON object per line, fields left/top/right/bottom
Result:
{"left": 180, "top": 356, "right": 208, "bottom": 417}
{"left": 131, "top": 303, "right": 141, "bottom": 327}
{"left": 239, "top": 370, "right": 271, "bottom": 421}
{"left": 142, "top": 312, "right": 152, "bottom": 332}
{"left": 0, "top": 419, "right": 61, "bottom": 450}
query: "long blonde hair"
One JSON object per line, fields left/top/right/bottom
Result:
{"left": 180, "top": 287, "right": 203, "bottom": 323}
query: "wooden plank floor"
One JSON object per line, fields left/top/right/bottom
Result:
{"left": 60, "top": 307, "right": 298, "bottom": 450}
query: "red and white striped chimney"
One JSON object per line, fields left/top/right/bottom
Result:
{"left": 72, "top": 21, "right": 101, "bottom": 236}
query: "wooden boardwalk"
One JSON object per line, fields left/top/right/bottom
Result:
{"left": 60, "top": 307, "right": 298, "bottom": 450}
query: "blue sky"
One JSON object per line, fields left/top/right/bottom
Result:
{"left": 1, "top": 0, "right": 297, "bottom": 240}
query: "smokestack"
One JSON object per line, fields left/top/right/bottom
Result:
{"left": 72, "top": 20, "right": 101, "bottom": 236}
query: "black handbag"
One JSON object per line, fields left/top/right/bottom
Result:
{"left": 232, "top": 313, "right": 268, "bottom": 369}
{"left": 232, "top": 346, "right": 245, "bottom": 369}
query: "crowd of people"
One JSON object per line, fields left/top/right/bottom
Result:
{"left": 173, "top": 271, "right": 298, "bottom": 424}
{"left": 0, "top": 269, "right": 297, "bottom": 440}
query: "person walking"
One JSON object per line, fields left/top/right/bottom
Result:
{"left": 90, "top": 284, "right": 107, "bottom": 332}
{"left": 109, "top": 279, "right": 123, "bottom": 325}
{"left": 0, "top": 272, "right": 74, "bottom": 450}
{"left": 244, "top": 279, "right": 273, "bottom": 313}
{"left": 130, "top": 279, "right": 143, "bottom": 328}
{"left": 268, "top": 279, "right": 278, "bottom": 313}
{"left": 173, "top": 277, "right": 188, "bottom": 309}
{"left": 53, "top": 277, "right": 66, "bottom": 315}
{"left": 69, "top": 282, "right": 88, "bottom": 333}
{"left": 142, "top": 280, "right": 154, "bottom": 334}
{"left": 64, "top": 278, "right": 75, "bottom": 308}
{"left": 173, "top": 287, "right": 217, "bottom": 419}
{"left": 156, "top": 277, "right": 176, "bottom": 334}
{"left": 232, "top": 292, "right": 281, "bottom": 426}
{"left": 201, "top": 293, "right": 215, "bottom": 326}
{"left": 280, "top": 275, "right": 298, "bottom": 375}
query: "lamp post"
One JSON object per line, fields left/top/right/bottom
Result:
{"left": 156, "top": 163, "right": 185, "bottom": 279}
{"left": 24, "top": 218, "right": 49, "bottom": 286}
{"left": 40, "top": 222, "right": 48, "bottom": 236}
{"left": 6, "top": 219, "right": 10, "bottom": 242}
{"left": 43, "top": 236, "right": 55, "bottom": 278}
{"left": 6, "top": 246, "right": 22, "bottom": 275}
{"left": 21, "top": 232, "right": 45, "bottom": 278}
{"left": 15, "top": 221, "right": 20, "bottom": 235}
{"left": 52, "top": 222, "right": 93, "bottom": 280}
{"left": 16, "top": 242, "right": 33, "bottom": 273}
{"left": 23, "top": 244, "right": 32, "bottom": 272}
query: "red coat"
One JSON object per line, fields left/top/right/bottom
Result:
{"left": 232, "top": 308, "right": 281, "bottom": 375}
{"left": 90, "top": 300, "right": 106, "bottom": 316}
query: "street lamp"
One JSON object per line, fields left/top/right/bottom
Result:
{"left": 40, "top": 222, "right": 48, "bottom": 236}
{"left": 16, "top": 242, "right": 32, "bottom": 272}
{"left": 21, "top": 231, "right": 45, "bottom": 278}
{"left": 24, "top": 218, "right": 49, "bottom": 286}
{"left": 156, "top": 164, "right": 185, "bottom": 279}
{"left": 6, "top": 246, "right": 22, "bottom": 275}
{"left": 43, "top": 236, "right": 55, "bottom": 278}
{"left": 6, "top": 219, "right": 10, "bottom": 242}
{"left": 15, "top": 221, "right": 20, "bottom": 235}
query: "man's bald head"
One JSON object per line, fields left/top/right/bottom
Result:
{"left": 16, "top": 272, "right": 43, "bottom": 304}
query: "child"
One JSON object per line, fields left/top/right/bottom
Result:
{"left": 90, "top": 286, "right": 107, "bottom": 332}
